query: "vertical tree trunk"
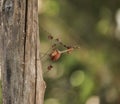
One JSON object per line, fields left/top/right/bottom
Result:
{"left": 0, "top": 0, "right": 46, "bottom": 104}
{"left": 0, "top": 0, "right": 3, "bottom": 80}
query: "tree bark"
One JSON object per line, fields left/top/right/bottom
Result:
{"left": 0, "top": 0, "right": 46, "bottom": 104}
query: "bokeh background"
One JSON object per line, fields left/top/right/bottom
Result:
{"left": 39, "top": 0, "right": 120, "bottom": 104}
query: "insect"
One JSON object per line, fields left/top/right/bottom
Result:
{"left": 41, "top": 34, "right": 80, "bottom": 72}
{"left": 40, "top": 27, "right": 80, "bottom": 73}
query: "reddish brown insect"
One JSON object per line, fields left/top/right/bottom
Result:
{"left": 42, "top": 34, "right": 80, "bottom": 73}
{"left": 49, "top": 49, "right": 61, "bottom": 61}
{"left": 49, "top": 47, "right": 79, "bottom": 61}
{"left": 47, "top": 35, "right": 80, "bottom": 61}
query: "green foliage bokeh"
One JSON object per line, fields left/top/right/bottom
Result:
{"left": 39, "top": 0, "right": 120, "bottom": 104}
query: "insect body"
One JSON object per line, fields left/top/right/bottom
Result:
{"left": 41, "top": 34, "right": 80, "bottom": 72}
{"left": 49, "top": 47, "right": 78, "bottom": 61}
{"left": 49, "top": 49, "right": 61, "bottom": 61}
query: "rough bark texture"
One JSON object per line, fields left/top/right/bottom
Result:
{"left": 0, "top": 0, "right": 46, "bottom": 104}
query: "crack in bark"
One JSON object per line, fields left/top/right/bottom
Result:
{"left": 34, "top": 35, "right": 37, "bottom": 104}
{"left": 33, "top": 1, "right": 38, "bottom": 103}
{"left": 22, "top": 0, "right": 28, "bottom": 100}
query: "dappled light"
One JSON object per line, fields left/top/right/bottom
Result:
{"left": 115, "top": 9, "right": 120, "bottom": 40}
{"left": 86, "top": 96, "right": 100, "bottom": 104}
{"left": 70, "top": 70, "right": 85, "bottom": 87}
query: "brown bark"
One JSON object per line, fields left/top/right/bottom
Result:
{"left": 0, "top": 0, "right": 46, "bottom": 104}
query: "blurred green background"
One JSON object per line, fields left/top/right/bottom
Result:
{"left": 39, "top": 0, "right": 120, "bottom": 104}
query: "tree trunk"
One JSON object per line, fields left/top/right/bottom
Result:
{"left": 0, "top": 0, "right": 46, "bottom": 104}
